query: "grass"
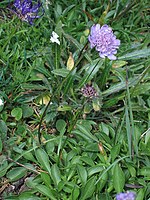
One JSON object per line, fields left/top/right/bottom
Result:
{"left": 0, "top": 0, "right": 150, "bottom": 199}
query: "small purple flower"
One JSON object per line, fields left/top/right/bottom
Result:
{"left": 81, "top": 84, "right": 97, "bottom": 98}
{"left": 88, "top": 24, "right": 120, "bottom": 60}
{"left": 116, "top": 191, "right": 136, "bottom": 200}
{"left": 12, "top": 0, "right": 44, "bottom": 25}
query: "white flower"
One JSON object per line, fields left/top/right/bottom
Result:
{"left": 50, "top": 31, "right": 60, "bottom": 45}
{"left": 0, "top": 98, "right": 4, "bottom": 106}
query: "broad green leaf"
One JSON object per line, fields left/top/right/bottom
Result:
{"left": 41, "top": 172, "right": 51, "bottom": 187}
{"left": 113, "top": 164, "right": 125, "bottom": 193}
{"left": 80, "top": 156, "right": 95, "bottom": 167}
{"left": 51, "top": 164, "right": 61, "bottom": 186}
{"left": 71, "top": 186, "right": 80, "bottom": 200}
{"left": 80, "top": 176, "right": 96, "bottom": 200}
{"left": 11, "top": 107, "right": 22, "bottom": 121}
{"left": 46, "top": 141, "right": 55, "bottom": 154}
{"left": 77, "top": 164, "right": 87, "bottom": 185}
{"left": 52, "top": 68, "right": 70, "bottom": 77}
{"left": 75, "top": 124, "right": 98, "bottom": 142}
{"left": 22, "top": 105, "right": 34, "bottom": 118}
{"left": 126, "top": 163, "right": 136, "bottom": 177}
{"left": 6, "top": 167, "right": 27, "bottom": 181}
{"left": 0, "top": 120, "right": 7, "bottom": 138}
{"left": 118, "top": 48, "right": 150, "bottom": 60}
{"left": 102, "top": 76, "right": 138, "bottom": 97}
{"left": 88, "top": 166, "right": 104, "bottom": 177}
{"left": 35, "top": 184, "right": 57, "bottom": 200}
{"left": 110, "top": 144, "right": 121, "bottom": 162}
{"left": 18, "top": 192, "right": 41, "bottom": 200}
{"left": 56, "top": 119, "right": 66, "bottom": 133}
{"left": 25, "top": 177, "right": 38, "bottom": 188}
{"left": 136, "top": 188, "right": 145, "bottom": 200}
{"left": 35, "top": 148, "right": 51, "bottom": 174}
{"left": 23, "top": 151, "right": 36, "bottom": 162}
{"left": 0, "top": 157, "right": 8, "bottom": 177}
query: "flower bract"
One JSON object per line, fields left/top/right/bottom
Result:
{"left": 88, "top": 24, "right": 120, "bottom": 60}
{"left": 81, "top": 84, "right": 97, "bottom": 98}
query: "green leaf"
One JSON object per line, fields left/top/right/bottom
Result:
{"left": 6, "top": 167, "right": 27, "bottom": 181}
{"left": 118, "top": 48, "right": 150, "bottom": 60}
{"left": 23, "top": 151, "right": 36, "bottom": 162}
{"left": 52, "top": 68, "right": 70, "bottom": 77}
{"left": 136, "top": 188, "right": 145, "bottom": 200}
{"left": 80, "top": 176, "right": 96, "bottom": 200}
{"left": 11, "top": 107, "right": 22, "bottom": 121}
{"left": 71, "top": 186, "right": 80, "bottom": 200}
{"left": 56, "top": 119, "right": 66, "bottom": 133}
{"left": 77, "top": 164, "right": 87, "bottom": 185}
{"left": 0, "top": 156, "right": 8, "bottom": 177}
{"left": 110, "top": 144, "right": 121, "bottom": 162}
{"left": 51, "top": 164, "right": 61, "bottom": 186}
{"left": 41, "top": 172, "right": 51, "bottom": 187}
{"left": 126, "top": 164, "right": 136, "bottom": 177}
{"left": 0, "top": 120, "right": 7, "bottom": 138}
{"left": 113, "top": 164, "right": 125, "bottom": 193}
{"left": 35, "top": 148, "right": 51, "bottom": 174}
{"left": 75, "top": 124, "right": 98, "bottom": 142}
{"left": 18, "top": 192, "right": 41, "bottom": 200}
{"left": 80, "top": 156, "right": 95, "bottom": 167}
{"left": 35, "top": 184, "right": 57, "bottom": 200}
{"left": 88, "top": 166, "right": 104, "bottom": 177}
{"left": 22, "top": 105, "right": 34, "bottom": 118}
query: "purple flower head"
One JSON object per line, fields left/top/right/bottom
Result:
{"left": 116, "top": 192, "right": 136, "bottom": 200}
{"left": 81, "top": 84, "right": 97, "bottom": 98}
{"left": 13, "top": 0, "right": 44, "bottom": 25}
{"left": 88, "top": 24, "right": 120, "bottom": 60}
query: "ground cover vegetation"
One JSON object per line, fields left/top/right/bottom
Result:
{"left": 0, "top": 0, "right": 150, "bottom": 199}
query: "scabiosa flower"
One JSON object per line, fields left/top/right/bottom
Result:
{"left": 116, "top": 191, "right": 136, "bottom": 200}
{"left": 81, "top": 84, "right": 97, "bottom": 98}
{"left": 88, "top": 24, "right": 120, "bottom": 60}
{"left": 12, "top": 0, "right": 44, "bottom": 25}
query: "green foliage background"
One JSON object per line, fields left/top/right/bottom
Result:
{"left": 0, "top": 0, "right": 150, "bottom": 199}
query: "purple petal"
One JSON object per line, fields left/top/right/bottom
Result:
{"left": 88, "top": 24, "right": 120, "bottom": 60}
